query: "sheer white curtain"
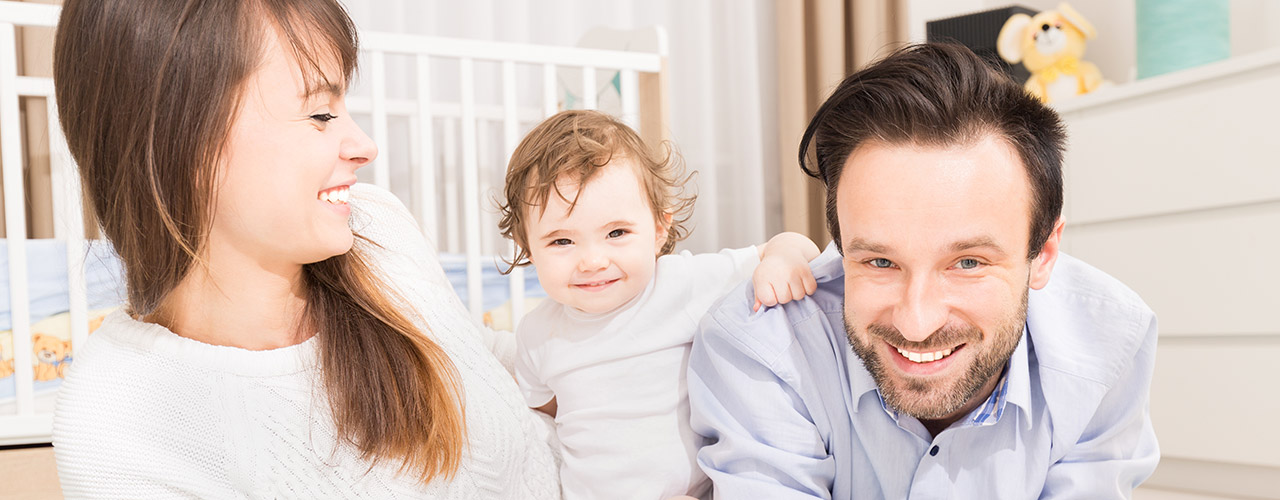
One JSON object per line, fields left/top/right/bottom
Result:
{"left": 343, "top": 0, "right": 780, "bottom": 253}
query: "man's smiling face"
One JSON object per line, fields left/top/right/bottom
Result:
{"left": 837, "top": 133, "right": 1061, "bottom": 424}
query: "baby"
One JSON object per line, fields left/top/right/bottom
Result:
{"left": 498, "top": 110, "right": 819, "bottom": 499}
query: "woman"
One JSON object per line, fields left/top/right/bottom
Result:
{"left": 50, "top": 0, "right": 558, "bottom": 497}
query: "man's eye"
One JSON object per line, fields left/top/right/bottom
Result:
{"left": 550, "top": 238, "right": 572, "bottom": 246}
{"left": 311, "top": 113, "right": 338, "bottom": 123}
{"left": 868, "top": 258, "right": 894, "bottom": 269}
{"left": 956, "top": 258, "right": 981, "bottom": 270}
{"left": 607, "top": 229, "right": 628, "bottom": 238}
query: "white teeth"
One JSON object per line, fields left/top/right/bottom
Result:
{"left": 896, "top": 346, "right": 955, "bottom": 364}
{"left": 319, "top": 187, "right": 349, "bottom": 205}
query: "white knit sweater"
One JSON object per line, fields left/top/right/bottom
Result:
{"left": 53, "top": 184, "right": 561, "bottom": 499}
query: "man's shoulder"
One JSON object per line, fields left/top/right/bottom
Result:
{"left": 1028, "top": 253, "right": 1157, "bottom": 387}
{"left": 695, "top": 268, "right": 845, "bottom": 370}
{"left": 656, "top": 247, "right": 758, "bottom": 280}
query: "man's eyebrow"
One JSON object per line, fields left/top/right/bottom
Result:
{"left": 949, "top": 236, "right": 1006, "bottom": 255}
{"left": 844, "top": 237, "right": 889, "bottom": 254}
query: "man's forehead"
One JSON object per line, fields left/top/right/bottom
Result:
{"left": 836, "top": 136, "right": 1033, "bottom": 256}
{"left": 839, "top": 136, "right": 1030, "bottom": 206}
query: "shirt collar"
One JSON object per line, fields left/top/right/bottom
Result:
{"left": 1005, "top": 324, "right": 1034, "bottom": 427}
{"left": 810, "top": 241, "right": 845, "bottom": 284}
{"left": 971, "top": 361, "right": 1011, "bottom": 426}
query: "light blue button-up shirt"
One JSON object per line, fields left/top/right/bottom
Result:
{"left": 688, "top": 243, "right": 1159, "bottom": 499}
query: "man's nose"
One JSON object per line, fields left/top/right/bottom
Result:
{"left": 892, "top": 272, "right": 947, "bottom": 343}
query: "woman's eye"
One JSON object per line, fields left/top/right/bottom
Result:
{"left": 310, "top": 113, "right": 338, "bottom": 123}
{"left": 607, "top": 229, "right": 628, "bottom": 238}
{"left": 956, "top": 258, "right": 981, "bottom": 270}
{"left": 868, "top": 258, "right": 894, "bottom": 269}
{"left": 550, "top": 238, "right": 572, "bottom": 246}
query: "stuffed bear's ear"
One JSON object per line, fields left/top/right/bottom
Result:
{"left": 1058, "top": 3, "right": 1097, "bottom": 39}
{"left": 997, "top": 13, "right": 1031, "bottom": 64}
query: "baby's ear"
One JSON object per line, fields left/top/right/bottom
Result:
{"left": 654, "top": 213, "right": 673, "bottom": 252}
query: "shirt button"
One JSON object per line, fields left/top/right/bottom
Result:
{"left": 929, "top": 445, "right": 940, "bottom": 456}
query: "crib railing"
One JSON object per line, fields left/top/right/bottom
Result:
{"left": 0, "top": 0, "right": 667, "bottom": 445}
{"left": 0, "top": 0, "right": 81, "bottom": 446}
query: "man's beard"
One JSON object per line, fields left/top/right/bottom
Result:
{"left": 844, "top": 290, "right": 1027, "bottom": 420}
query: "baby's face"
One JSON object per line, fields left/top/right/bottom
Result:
{"left": 525, "top": 160, "right": 666, "bottom": 315}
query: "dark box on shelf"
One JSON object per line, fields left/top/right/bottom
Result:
{"left": 926, "top": 5, "right": 1038, "bottom": 84}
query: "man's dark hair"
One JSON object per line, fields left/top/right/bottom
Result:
{"left": 799, "top": 43, "right": 1066, "bottom": 259}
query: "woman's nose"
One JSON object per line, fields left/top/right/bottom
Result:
{"left": 341, "top": 118, "right": 378, "bottom": 171}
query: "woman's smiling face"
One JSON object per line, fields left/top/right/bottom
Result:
{"left": 208, "top": 29, "right": 376, "bottom": 276}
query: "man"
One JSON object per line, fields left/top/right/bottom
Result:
{"left": 687, "top": 43, "right": 1159, "bottom": 499}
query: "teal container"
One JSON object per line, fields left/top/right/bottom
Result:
{"left": 1136, "top": 0, "right": 1231, "bottom": 79}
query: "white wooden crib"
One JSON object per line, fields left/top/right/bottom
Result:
{"left": 0, "top": 0, "right": 668, "bottom": 445}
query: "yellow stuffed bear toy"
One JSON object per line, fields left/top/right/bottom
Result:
{"left": 997, "top": 3, "right": 1104, "bottom": 103}
{"left": 33, "top": 333, "right": 73, "bottom": 381}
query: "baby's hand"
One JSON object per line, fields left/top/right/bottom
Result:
{"left": 751, "top": 232, "right": 821, "bottom": 312}
{"left": 752, "top": 252, "right": 818, "bottom": 312}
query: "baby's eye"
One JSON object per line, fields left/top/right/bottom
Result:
{"left": 867, "top": 258, "right": 895, "bottom": 269}
{"left": 607, "top": 229, "right": 628, "bottom": 238}
{"left": 550, "top": 238, "right": 572, "bottom": 246}
{"left": 955, "top": 258, "right": 982, "bottom": 270}
{"left": 310, "top": 113, "right": 338, "bottom": 123}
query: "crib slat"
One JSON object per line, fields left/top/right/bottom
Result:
{"left": 501, "top": 60, "right": 526, "bottom": 328}
{"left": 14, "top": 75, "right": 50, "bottom": 96}
{"left": 0, "top": 1, "right": 58, "bottom": 27}
{"left": 459, "top": 58, "right": 483, "bottom": 320}
{"left": 442, "top": 119, "right": 460, "bottom": 253}
{"left": 360, "top": 31, "right": 661, "bottom": 73}
{"left": 582, "top": 66, "right": 597, "bottom": 110}
{"left": 1, "top": 21, "right": 35, "bottom": 416}
{"left": 415, "top": 55, "right": 438, "bottom": 244}
{"left": 619, "top": 69, "right": 640, "bottom": 130}
{"left": 369, "top": 50, "right": 390, "bottom": 189}
{"left": 46, "top": 97, "right": 91, "bottom": 350}
{"left": 543, "top": 63, "right": 557, "bottom": 117}
{"left": 477, "top": 125, "right": 496, "bottom": 260}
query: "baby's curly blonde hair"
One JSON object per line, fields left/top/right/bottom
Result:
{"left": 497, "top": 110, "right": 695, "bottom": 273}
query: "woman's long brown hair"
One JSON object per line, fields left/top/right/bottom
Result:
{"left": 53, "top": 0, "right": 464, "bottom": 482}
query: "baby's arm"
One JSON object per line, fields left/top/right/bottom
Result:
{"left": 753, "top": 232, "right": 821, "bottom": 311}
